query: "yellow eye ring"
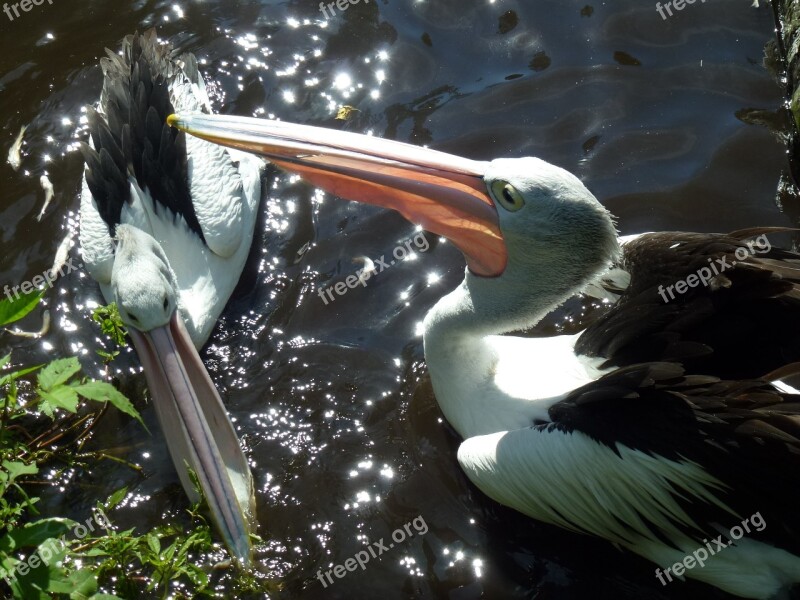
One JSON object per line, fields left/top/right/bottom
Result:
{"left": 490, "top": 181, "right": 525, "bottom": 212}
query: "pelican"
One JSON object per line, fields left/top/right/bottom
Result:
{"left": 169, "top": 113, "right": 800, "bottom": 598}
{"left": 78, "top": 32, "right": 262, "bottom": 565}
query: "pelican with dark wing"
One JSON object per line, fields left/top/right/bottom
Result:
{"left": 169, "top": 113, "right": 800, "bottom": 598}
{"left": 79, "top": 33, "right": 262, "bottom": 565}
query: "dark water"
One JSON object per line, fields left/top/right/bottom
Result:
{"left": 0, "top": 1, "right": 793, "bottom": 598}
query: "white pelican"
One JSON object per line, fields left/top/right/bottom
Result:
{"left": 78, "top": 31, "right": 262, "bottom": 565}
{"left": 169, "top": 113, "right": 800, "bottom": 597}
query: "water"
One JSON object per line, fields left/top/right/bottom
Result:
{"left": 0, "top": 1, "right": 793, "bottom": 598}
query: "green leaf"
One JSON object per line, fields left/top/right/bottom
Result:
{"left": 0, "top": 288, "right": 45, "bottom": 327}
{"left": 44, "top": 569, "right": 91, "bottom": 596}
{"left": 38, "top": 357, "right": 81, "bottom": 391}
{"left": 184, "top": 563, "right": 209, "bottom": 588}
{"left": 89, "top": 595, "right": 125, "bottom": 600}
{"left": 72, "top": 381, "right": 145, "bottom": 429}
{"left": 103, "top": 487, "right": 128, "bottom": 512}
{"left": 0, "top": 363, "right": 44, "bottom": 388}
{"left": 91, "top": 303, "right": 127, "bottom": 347}
{"left": 8, "top": 576, "right": 51, "bottom": 600}
{"left": 95, "top": 350, "right": 119, "bottom": 361}
{"left": 0, "top": 460, "right": 38, "bottom": 484}
{"left": 0, "top": 519, "right": 73, "bottom": 552}
{"left": 0, "top": 539, "right": 66, "bottom": 599}
{"left": 39, "top": 386, "right": 80, "bottom": 416}
{"left": 145, "top": 533, "right": 161, "bottom": 555}
{"left": 67, "top": 569, "right": 98, "bottom": 599}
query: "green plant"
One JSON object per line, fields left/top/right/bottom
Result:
{"left": 0, "top": 289, "right": 271, "bottom": 598}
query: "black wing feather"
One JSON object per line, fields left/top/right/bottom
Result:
{"left": 548, "top": 362, "right": 800, "bottom": 556}
{"left": 82, "top": 29, "right": 205, "bottom": 242}
{"left": 550, "top": 231, "right": 800, "bottom": 557}
{"left": 576, "top": 230, "right": 800, "bottom": 379}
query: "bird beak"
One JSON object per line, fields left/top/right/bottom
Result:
{"left": 127, "top": 312, "right": 255, "bottom": 567}
{"left": 168, "top": 114, "right": 507, "bottom": 277}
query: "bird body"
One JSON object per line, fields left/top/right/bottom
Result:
{"left": 79, "top": 31, "right": 262, "bottom": 564}
{"left": 170, "top": 113, "right": 800, "bottom": 597}
{"left": 447, "top": 230, "right": 800, "bottom": 599}
{"left": 80, "top": 30, "right": 262, "bottom": 346}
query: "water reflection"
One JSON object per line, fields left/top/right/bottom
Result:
{"left": 0, "top": 0, "right": 791, "bottom": 598}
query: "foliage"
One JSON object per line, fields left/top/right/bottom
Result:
{"left": 91, "top": 304, "right": 127, "bottom": 363}
{"left": 0, "top": 292, "right": 269, "bottom": 599}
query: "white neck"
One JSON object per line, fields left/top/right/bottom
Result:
{"left": 420, "top": 159, "right": 621, "bottom": 439}
{"left": 423, "top": 267, "right": 605, "bottom": 439}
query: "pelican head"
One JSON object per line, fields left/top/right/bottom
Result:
{"left": 464, "top": 157, "right": 619, "bottom": 333}
{"left": 167, "top": 114, "right": 619, "bottom": 333}
{"left": 483, "top": 157, "right": 618, "bottom": 278}
{"left": 112, "top": 225, "right": 178, "bottom": 331}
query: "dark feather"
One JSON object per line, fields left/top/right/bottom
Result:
{"left": 83, "top": 29, "right": 205, "bottom": 243}
{"left": 550, "top": 232, "right": 800, "bottom": 558}
{"left": 576, "top": 231, "right": 800, "bottom": 379}
{"left": 547, "top": 362, "right": 800, "bottom": 556}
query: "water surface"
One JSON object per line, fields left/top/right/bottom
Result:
{"left": 0, "top": 1, "right": 793, "bottom": 598}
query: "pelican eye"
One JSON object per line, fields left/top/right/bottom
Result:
{"left": 491, "top": 181, "right": 525, "bottom": 212}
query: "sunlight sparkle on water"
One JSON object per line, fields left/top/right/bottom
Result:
{"left": 400, "top": 556, "right": 424, "bottom": 576}
{"left": 473, "top": 558, "right": 484, "bottom": 578}
{"left": 333, "top": 72, "right": 352, "bottom": 90}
